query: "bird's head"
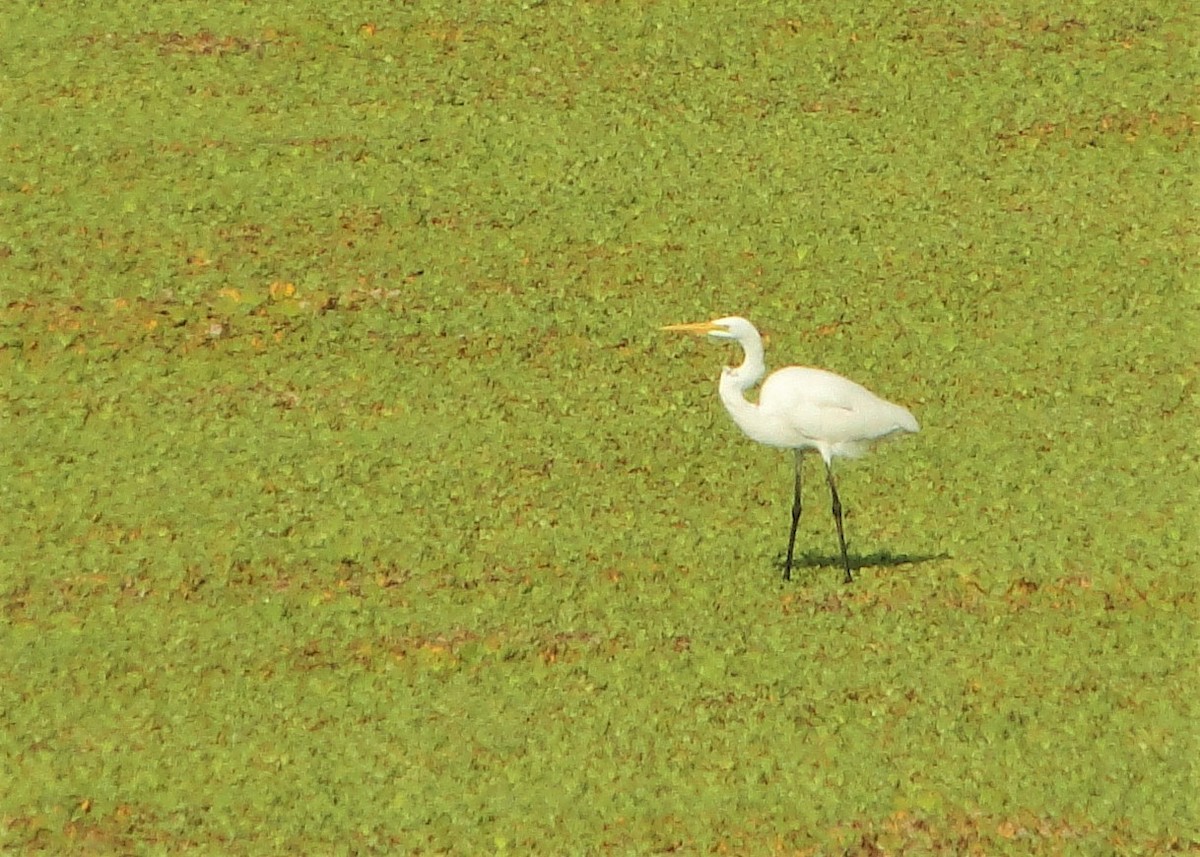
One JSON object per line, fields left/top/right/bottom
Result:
{"left": 660, "top": 316, "right": 755, "bottom": 342}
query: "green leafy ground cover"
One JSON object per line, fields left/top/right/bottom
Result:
{"left": 2, "top": 0, "right": 1196, "bottom": 853}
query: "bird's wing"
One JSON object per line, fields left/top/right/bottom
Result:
{"left": 762, "top": 367, "right": 916, "bottom": 448}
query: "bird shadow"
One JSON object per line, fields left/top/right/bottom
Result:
{"left": 775, "top": 549, "right": 949, "bottom": 576}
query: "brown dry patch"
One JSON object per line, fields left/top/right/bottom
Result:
{"left": 80, "top": 29, "right": 289, "bottom": 56}
{"left": 336, "top": 627, "right": 623, "bottom": 671}
{"left": 996, "top": 110, "right": 1198, "bottom": 149}
{"left": 0, "top": 279, "right": 414, "bottom": 365}
{"left": 705, "top": 807, "right": 1192, "bottom": 856}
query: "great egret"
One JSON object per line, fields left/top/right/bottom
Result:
{"left": 662, "top": 316, "right": 919, "bottom": 583}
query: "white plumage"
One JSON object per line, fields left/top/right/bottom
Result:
{"left": 663, "top": 316, "right": 919, "bottom": 583}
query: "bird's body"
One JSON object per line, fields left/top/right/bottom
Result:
{"left": 662, "top": 316, "right": 918, "bottom": 583}
{"left": 724, "top": 365, "right": 917, "bottom": 458}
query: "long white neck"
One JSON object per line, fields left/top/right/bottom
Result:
{"left": 717, "top": 327, "right": 769, "bottom": 441}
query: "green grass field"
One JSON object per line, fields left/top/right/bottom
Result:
{"left": 2, "top": 1, "right": 1197, "bottom": 853}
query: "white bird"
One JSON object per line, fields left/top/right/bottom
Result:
{"left": 662, "top": 316, "right": 919, "bottom": 583}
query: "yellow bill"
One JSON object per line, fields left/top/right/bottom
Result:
{"left": 660, "top": 321, "right": 724, "bottom": 335}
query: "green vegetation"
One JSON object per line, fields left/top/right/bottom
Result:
{"left": 2, "top": 0, "right": 1196, "bottom": 853}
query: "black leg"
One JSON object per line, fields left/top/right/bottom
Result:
{"left": 824, "top": 461, "right": 853, "bottom": 584}
{"left": 784, "top": 451, "right": 803, "bottom": 581}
